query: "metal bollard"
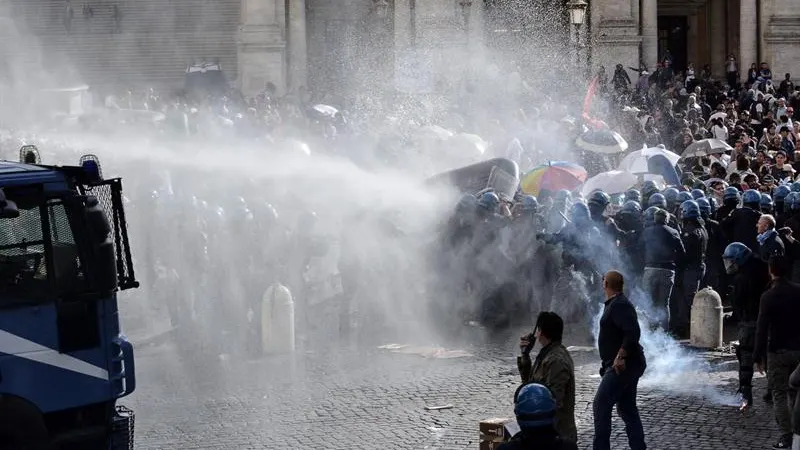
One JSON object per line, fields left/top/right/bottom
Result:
{"left": 690, "top": 287, "right": 723, "bottom": 349}
{"left": 261, "top": 283, "right": 295, "bottom": 354}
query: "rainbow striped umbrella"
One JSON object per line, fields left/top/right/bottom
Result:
{"left": 520, "top": 161, "right": 588, "bottom": 196}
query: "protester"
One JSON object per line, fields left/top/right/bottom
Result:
{"left": 517, "top": 312, "right": 577, "bottom": 443}
{"left": 754, "top": 256, "right": 800, "bottom": 449}
{"left": 593, "top": 271, "right": 646, "bottom": 450}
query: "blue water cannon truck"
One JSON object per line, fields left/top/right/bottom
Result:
{"left": 0, "top": 146, "right": 138, "bottom": 449}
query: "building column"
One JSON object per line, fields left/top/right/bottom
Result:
{"left": 640, "top": 0, "right": 658, "bottom": 70}
{"left": 708, "top": 0, "right": 726, "bottom": 76}
{"left": 237, "top": 0, "right": 285, "bottom": 98}
{"left": 739, "top": 0, "right": 758, "bottom": 81}
{"left": 287, "top": 0, "right": 307, "bottom": 91}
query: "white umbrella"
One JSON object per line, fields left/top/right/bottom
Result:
{"left": 618, "top": 145, "right": 681, "bottom": 174}
{"left": 575, "top": 130, "right": 629, "bottom": 154}
{"left": 681, "top": 139, "right": 734, "bottom": 158}
{"left": 581, "top": 170, "right": 638, "bottom": 196}
{"left": 311, "top": 104, "right": 338, "bottom": 118}
{"left": 709, "top": 111, "right": 727, "bottom": 122}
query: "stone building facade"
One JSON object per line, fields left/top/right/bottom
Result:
{"left": 2, "top": 1, "right": 798, "bottom": 99}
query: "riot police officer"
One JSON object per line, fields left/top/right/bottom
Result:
{"left": 716, "top": 187, "right": 740, "bottom": 222}
{"left": 773, "top": 184, "right": 791, "bottom": 228}
{"left": 676, "top": 200, "right": 708, "bottom": 337}
{"left": 663, "top": 187, "right": 680, "bottom": 215}
{"left": 641, "top": 207, "right": 685, "bottom": 331}
{"left": 723, "top": 242, "right": 770, "bottom": 409}
{"left": 760, "top": 193, "right": 774, "bottom": 215}
{"left": 697, "top": 198, "right": 724, "bottom": 294}
{"left": 641, "top": 181, "right": 659, "bottom": 207}
{"left": 721, "top": 189, "right": 762, "bottom": 254}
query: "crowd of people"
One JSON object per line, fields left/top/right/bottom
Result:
{"left": 437, "top": 58, "right": 800, "bottom": 450}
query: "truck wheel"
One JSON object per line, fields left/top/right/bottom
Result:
{"left": 0, "top": 396, "right": 52, "bottom": 450}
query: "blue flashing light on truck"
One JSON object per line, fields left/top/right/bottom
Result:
{"left": 0, "top": 146, "right": 138, "bottom": 449}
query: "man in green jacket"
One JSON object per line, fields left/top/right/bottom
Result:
{"left": 517, "top": 312, "right": 578, "bottom": 444}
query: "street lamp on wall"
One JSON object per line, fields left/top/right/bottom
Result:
{"left": 567, "top": 0, "right": 588, "bottom": 27}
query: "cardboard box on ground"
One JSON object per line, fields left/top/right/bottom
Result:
{"left": 479, "top": 418, "right": 520, "bottom": 450}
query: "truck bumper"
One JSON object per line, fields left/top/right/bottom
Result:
{"left": 111, "top": 405, "right": 135, "bottom": 450}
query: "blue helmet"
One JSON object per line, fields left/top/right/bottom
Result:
{"left": 643, "top": 206, "right": 662, "bottom": 227}
{"left": 680, "top": 200, "right": 700, "bottom": 220}
{"left": 663, "top": 188, "right": 680, "bottom": 206}
{"left": 791, "top": 182, "right": 800, "bottom": 193}
{"left": 588, "top": 191, "right": 611, "bottom": 209}
{"left": 677, "top": 191, "right": 693, "bottom": 204}
{"left": 648, "top": 193, "right": 667, "bottom": 209}
{"left": 774, "top": 185, "right": 791, "bottom": 202}
{"left": 478, "top": 191, "right": 500, "bottom": 211}
{"left": 521, "top": 195, "right": 539, "bottom": 212}
{"left": 760, "top": 193, "right": 773, "bottom": 211}
{"left": 722, "top": 242, "right": 752, "bottom": 274}
{"left": 723, "top": 186, "right": 741, "bottom": 201}
{"left": 642, "top": 180, "right": 659, "bottom": 198}
{"left": 696, "top": 198, "right": 711, "bottom": 218}
{"left": 742, "top": 189, "right": 761, "bottom": 206}
{"left": 622, "top": 200, "right": 642, "bottom": 215}
{"left": 690, "top": 189, "right": 705, "bottom": 200}
{"left": 514, "top": 384, "right": 556, "bottom": 429}
{"left": 625, "top": 189, "right": 641, "bottom": 204}
{"left": 789, "top": 192, "right": 800, "bottom": 212}
{"left": 570, "top": 202, "right": 591, "bottom": 223}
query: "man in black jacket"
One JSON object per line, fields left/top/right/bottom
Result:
{"left": 721, "top": 189, "right": 763, "bottom": 253}
{"left": 592, "top": 271, "right": 646, "bottom": 450}
{"left": 641, "top": 207, "right": 686, "bottom": 331}
{"left": 757, "top": 214, "right": 785, "bottom": 261}
{"left": 724, "top": 242, "right": 771, "bottom": 410}
{"left": 753, "top": 256, "right": 800, "bottom": 449}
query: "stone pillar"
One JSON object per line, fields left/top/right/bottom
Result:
{"left": 708, "top": 0, "right": 726, "bottom": 76}
{"left": 640, "top": 0, "right": 658, "bottom": 70}
{"left": 287, "top": 0, "right": 307, "bottom": 91}
{"left": 238, "top": 0, "right": 286, "bottom": 98}
{"left": 739, "top": 0, "right": 758, "bottom": 81}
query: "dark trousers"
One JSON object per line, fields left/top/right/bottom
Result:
{"left": 768, "top": 351, "right": 800, "bottom": 436}
{"left": 593, "top": 364, "right": 647, "bottom": 450}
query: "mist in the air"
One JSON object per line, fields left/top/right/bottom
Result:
{"left": 0, "top": 0, "right": 743, "bottom": 405}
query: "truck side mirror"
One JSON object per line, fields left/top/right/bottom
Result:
{"left": 0, "top": 189, "right": 19, "bottom": 219}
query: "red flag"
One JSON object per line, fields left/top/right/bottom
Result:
{"left": 581, "top": 76, "right": 607, "bottom": 130}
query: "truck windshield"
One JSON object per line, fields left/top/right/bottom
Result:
{"left": 0, "top": 198, "right": 86, "bottom": 304}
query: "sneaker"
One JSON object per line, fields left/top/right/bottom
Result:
{"left": 773, "top": 433, "right": 793, "bottom": 449}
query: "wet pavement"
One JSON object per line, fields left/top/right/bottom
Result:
{"left": 125, "top": 323, "right": 782, "bottom": 450}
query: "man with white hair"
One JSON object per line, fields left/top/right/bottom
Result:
{"left": 757, "top": 214, "right": 785, "bottom": 261}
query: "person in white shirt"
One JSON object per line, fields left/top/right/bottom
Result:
{"left": 709, "top": 117, "right": 729, "bottom": 141}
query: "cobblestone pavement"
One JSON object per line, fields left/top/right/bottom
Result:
{"left": 124, "top": 321, "right": 784, "bottom": 450}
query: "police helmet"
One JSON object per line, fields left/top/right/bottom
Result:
{"left": 790, "top": 192, "right": 800, "bottom": 211}
{"left": 588, "top": 191, "right": 611, "bottom": 209}
{"left": 760, "top": 193, "right": 773, "bottom": 211}
{"left": 723, "top": 186, "right": 741, "bottom": 201}
{"left": 791, "top": 182, "right": 800, "bottom": 193}
{"left": 642, "top": 180, "right": 659, "bottom": 198}
{"left": 663, "top": 187, "right": 680, "bottom": 206}
{"left": 648, "top": 193, "right": 667, "bottom": 209}
{"left": 680, "top": 200, "right": 700, "bottom": 220}
{"left": 521, "top": 195, "right": 539, "bottom": 212}
{"left": 677, "top": 191, "right": 693, "bottom": 204}
{"left": 622, "top": 200, "right": 642, "bottom": 215}
{"left": 774, "top": 185, "right": 791, "bottom": 202}
{"left": 570, "top": 202, "right": 591, "bottom": 222}
{"left": 625, "top": 189, "right": 641, "bottom": 204}
{"left": 478, "top": 191, "right": 500, "bottom": 211}
{"left": 643, "top": 206, "right": 663, "bottom": 227}
{"left": 722, "top": 242, "right": 752, "bottom": 274}
{"left": 696, "top": 198, "right": 711, "bottom": 218}
{"left": 514, "top": 384, "right": 556, "bottom": 429}
{"left": 742, "top": 189, "right": 761, "bottom": 206}
{"left": 690, "top": 189, "right": 706, "bottom": 200}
